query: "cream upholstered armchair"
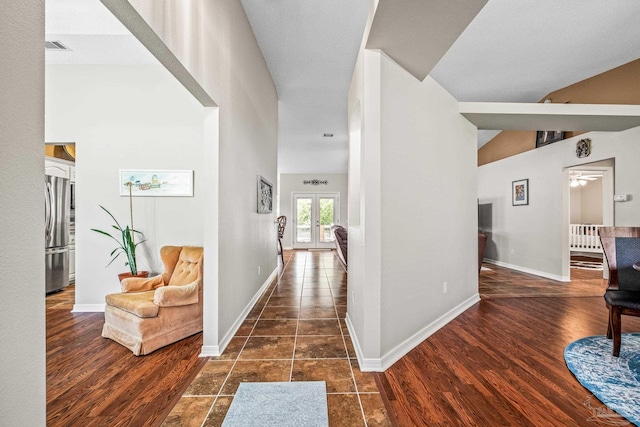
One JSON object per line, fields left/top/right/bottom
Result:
{"left": 102, "top": 246, "right": 204, "bottom": 356}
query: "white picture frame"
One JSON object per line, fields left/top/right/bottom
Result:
{"left": 119, "top": 170, "right": 194, "bottom": 197}
{"left": 512, "top": 178, "right": 529, "bottom": 206}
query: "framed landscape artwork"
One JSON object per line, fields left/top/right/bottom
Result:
{"left": 119, "top": 170, "right": 194, "bottom": 197}
{"left": 257, "top": 175, "right": 273, "bottom": 214}
{"left": 512, "top": 179, "right": 529, "bottom": 206}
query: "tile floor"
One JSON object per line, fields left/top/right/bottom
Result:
{"left": 163, "top": 250, "right": 391, "bottom": 427}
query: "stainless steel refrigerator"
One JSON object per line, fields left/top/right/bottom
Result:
{"left": 45, "top": 172, "right": 70, "bottom": 294}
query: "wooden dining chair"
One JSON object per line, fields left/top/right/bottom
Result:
{"left": 277, "top": 215, "right": 287, "bottom": 265}
{"left": 599, "top": 227, "right": 640, "bottom": 356}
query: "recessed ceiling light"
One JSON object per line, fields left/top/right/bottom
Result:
{"left": 323, "top": 133, "right": 333, "bottom": 137}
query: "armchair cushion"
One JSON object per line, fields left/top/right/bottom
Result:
{"left": 121, "top": 275, "right": 164, "bottom": 293}
{"left": 154, "top": 281, "right": 199, "bottom": 307}
{"left": 169, "top": 246, "right": 202, "bottom": 285}
{"left": 105, "top": 290, "right": 158, "bottom": 318}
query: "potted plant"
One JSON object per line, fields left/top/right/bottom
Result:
{"left": 92, "top": 183, "right": 148, "bottom": 280}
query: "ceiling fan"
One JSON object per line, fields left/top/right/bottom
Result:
{"left": 569, "top": 171, "right": 602, "bottom": 187}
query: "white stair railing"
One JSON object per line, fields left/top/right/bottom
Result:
{"left": 570, "top": 224, "right": 602, "bottom": 253}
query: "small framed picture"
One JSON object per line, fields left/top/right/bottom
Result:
{"left": 512, "top": 179, "right": 529, "bottom": 206}
{"left": 257, "top": 175, "right": 273, "bottom": 214}
{"left": 576, "top": 138, "right": 591, "bottom": 158}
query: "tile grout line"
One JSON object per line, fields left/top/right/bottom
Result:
{"left": 194, "top": 251, "right": 365, "bottom": 426}
{"left": 198, "top": 334, "right": 250, "bottom": 427}
{"left": 199, "top": 251, "right": 294, "bottom": 427}
{"left": 328, "top": 250, "right": 369, "bottom": 427}
{"left": 290, "top": 250, "right": 312, "bottom": 381}
{"left": 288, "top": 251, "right": 302, "bottom": 382}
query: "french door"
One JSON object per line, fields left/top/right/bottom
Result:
{"left": 292, "top": 193, "right": 340, "bottom": 249}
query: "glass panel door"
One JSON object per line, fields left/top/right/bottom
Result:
{"left": 293, "top": 193, "right": 340, "bottom": 249}
{"left": 295, "top": 197, "right": 313, "bottom": 246}
{"left": 318, "top": 196, "right": 336, "bottom": 244}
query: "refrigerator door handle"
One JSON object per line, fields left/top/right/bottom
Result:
{"left": 45, "top": 181, "right": 52, "bottom": 242}
{"left": 45, "top": 247, "right": 69, "bottom": 255}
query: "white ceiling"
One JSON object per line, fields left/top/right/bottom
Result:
{"left": 431, "top": 0, "right": 640, "bottom": 147}
{"left": 240, "top": 0, "right": 370, "bottom": 174}
{"left": 431, "top": 0, "right": 640, "bottom": 103}
{"left": 47, "top": 0, "right": 640, "bottom": 168}
{"left": 45, "top": 0, "right": 156, "bottom": 65}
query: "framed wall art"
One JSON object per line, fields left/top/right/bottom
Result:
{"left": 576, "top": 138, "right": 591, "bottom": 158}
{"left": 535, "top": 131, "right": 564, "bottom": 148}
{"left": 119, "top": 170, "right": 194, "bottom": 197}
{"left": 512, "top": 179, "right": 529, "bottom": 206}
{"left": 257, "top": 175, "right": 273, "bottom": 214}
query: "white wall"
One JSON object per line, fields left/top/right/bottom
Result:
{"left": 278, "top": 174, "right": 348, "bottom": 248}
{"left": 347, "top": 45, "right": 479, "bottom": 370}
{"left": 570, "top": 179, "right": 603, "bottom": 225}
{"left": 128, "top": 0, "right": 278, "bottom": 353}
{"left": 570, "top": 186, "right": 582, "bottom": 223}
{"left": 378, "top": 54, "right": 479, "bottom": 359}
{"left": 0, "top": 1, "right": 46, "bottom": 424}
{"left": 348, "top": 47, "right": 383, "bottom": 366}
{"left": 45, "top": 64, "right": 205, "bottom": 308}
{"left": 580, "top": 179, "right": 603, "bottom": 224}
{"left": 478, "top": 127, "right": 640, "bottom": 279}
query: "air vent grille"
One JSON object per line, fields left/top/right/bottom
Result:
{"left": 45, "top": 41, "right": 71, "bottom": 51}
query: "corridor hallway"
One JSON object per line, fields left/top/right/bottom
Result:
{"left": 165, "top": 250, "right": 391, "bottom": 426}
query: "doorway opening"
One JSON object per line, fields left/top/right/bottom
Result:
{"left": 292, "top": 193, "right": 340, "bottom": 249}
{"left": 563, "top": 159, "right": 614, "bottom": 281}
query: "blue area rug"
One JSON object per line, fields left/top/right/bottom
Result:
{"left": 565, "top": 333, "right": 640, "bottom": 426}
{"left": 222, "top": 381, "right": 328, "bottom": 427}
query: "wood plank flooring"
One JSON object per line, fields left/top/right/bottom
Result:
{"left": 479, "top": 260, "right": 605, "bottom": 298}
{"left": 380, "top": 292, "right": 640, "bottom": 426}
{"left": 46, "top": 286, "right": 207, "bottom": 427}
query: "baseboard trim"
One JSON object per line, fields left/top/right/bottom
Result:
{"left": 484, "top": 259, "right": 569, "bottom": 282}
{"left": 347, "top": 293, "right": 481, "bottom": 372}
{"left": 345, "top": 313, "right": 382, "bottom": 371}
{"left": 71, "top": 304, "right": 105, "bottom": 312}
{"left": 199, "top": 267, "right": 278, "bottom": 357}
{"left": 199, "top": 345, "right": 220, "bottom": 357}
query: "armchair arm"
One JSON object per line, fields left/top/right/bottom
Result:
{"left": 153, "top": 281, "right": 200, "bottom": 307}
{"left": 121, "top": 275, "right": 164, "bottom": 293}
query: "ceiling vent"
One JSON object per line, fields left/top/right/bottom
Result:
{"left": 45, "top": 40, "right": 71, "bottom": 51}
{"left": 323, "top": 133, "right": 334, "bottom": 138}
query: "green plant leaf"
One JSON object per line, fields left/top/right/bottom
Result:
{"left": 99, "top": 205, "right": 123, "bottom": 230}
{"left": 93, "top": 205, "right": 142, "bottom": 275}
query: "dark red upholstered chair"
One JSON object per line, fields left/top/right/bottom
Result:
{"left": 331, "top": 225, "right": 347, "bottom": 269}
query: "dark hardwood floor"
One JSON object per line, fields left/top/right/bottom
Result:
{"left": 379, "top": 295, "right": 640, "bottom": 426}
{"left": 46, "top": 286, "right": 207, "bottom": 427}
{"left": 479, "top": 260, "right": 605, "bottom": 299}
{"left": 48, "top": 257, "right": 632, "bottom": 426}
